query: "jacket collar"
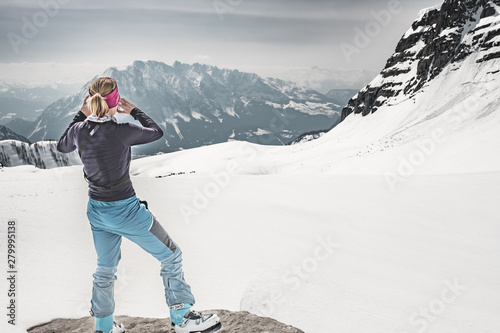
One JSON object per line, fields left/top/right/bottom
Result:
{"left": 87, "top": 114, "right": 117, "bottom": 123}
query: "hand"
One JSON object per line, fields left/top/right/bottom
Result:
{"left": 81, "top": 95, "right": 91, "bottom": 117}
{"left": 117, "top": 98, "right": 136, "bottom": 115}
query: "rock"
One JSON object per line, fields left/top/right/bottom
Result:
{"left": 27, "top": 309, "right": 305, "bottom": 333}
{"left": 341, "top": 0, "right": 500, "bottom": 122}
{"left": 0, "top": 140, "right": 80, "bottom": 168}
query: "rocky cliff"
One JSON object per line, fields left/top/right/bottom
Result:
{"left": 0, "top": 140, "right": 80, "bottom": 168}
{"left": 341, "top": 0, "right": 500, "bottom": 120}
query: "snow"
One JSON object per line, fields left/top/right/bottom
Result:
{"left": 191, "top": 111, "right": 203, "bottom": 120}
{"left": 228, "top": 130, "right": 236, "bottom": 141}
{"left": 240, "top": 96, "right": 251, "bottom": 107}
{"left": 0, "top": 113, "right": 16, "bottom": 120}
{"left": 265, "top": 101, "right": 282, "bottom": 109}
{"left": 253, "top": 128, "right": 272, "bottom": 136}
{"left": 2, "top": 6, "right": 500, "bottom": 333}
{"left": 224, "top": 107, "right": 238, "bottom": 118}
{"left": 1, "top": 161, "right": 499, "bottom": 333}
{"left": 0, "top": 140, "right": 81, "bottom": 168}
{"left": 1, "top": 58, "right": 499, "bottom": 331}
{"left": 416, "top": 4, "right": 442, "bottom": 22}
{"left": 283, "top": 101, "right": 338, "bottom": 117}
{"left": 403, "top": 24, "right": 425, "bottom": 38}
{"left": 175, "top": 112, "right": 191, "bottom": 122}
{"left": 165, "top": 118, "right": 184, "bottom": 140}
{"left": 440, "top": 26, "right": 460, "bottom": 37}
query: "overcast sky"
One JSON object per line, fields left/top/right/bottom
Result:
{"left": 0, "top": 0, "right": 440, "bottom": 86}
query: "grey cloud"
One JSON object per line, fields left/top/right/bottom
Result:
{"left": 0, "top": 0, "right": 442, "bottom": 82}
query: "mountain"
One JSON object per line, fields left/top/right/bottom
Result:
{"left": 341, "top": 0, "right": 500, "bottom": 121}
{"left": 295, "top": 0, "right": 500, "bottom": 147}
{"left": 26, "top": 61, "right": 341, "bottom": 155}
{"left": 4, "top": 118, "right": 35, "bottom": 138}
{"left": 324, "top": 89, "right": 358, "bottom": 107}
{"left": 2, "top": 2, "right": 499, "bottom": 332}
{"left": 288, "top": 129, "right": 329, "bottom": 145}
{"left": 265, "top": 66, "right": 376, "bottom": 93}
{"left": 0, "top": 82, "right": 75, "bottom": 125}
{"left": 0, "top": 140, "right": 80, "bottom": 168}
{"left": 289, "top": 89, "right": 358, "bottom": 144}
{"left": 0, "top": 124, "right": 30, "bottom": 143}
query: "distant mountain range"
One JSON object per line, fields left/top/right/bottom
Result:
{"left": 10, "top": 61, "right": 341, "bottom": 157}
{"left": 2, "top": 0, "right": 499, "bottom": 170}
{"left": 265, "top": 66, "right": 376, "bottom": 93}
{"left": 324, "top": 89, "right": 358, "bottom": 107}
{"left": 0, "top": 82, "right": 78, "bottom": 125}
{"left": 287, "top": 89, "right": 357, "bottom": 145}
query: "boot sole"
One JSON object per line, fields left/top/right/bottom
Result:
{"left": 197, "top": 322, "right": 222, "bottom": 333}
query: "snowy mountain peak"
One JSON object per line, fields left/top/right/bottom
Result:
{"left": 341, "top": 0, "right": 500, "bottom": 120}
{"left": 26, "top": 60, "right": 341, "bottom": 157}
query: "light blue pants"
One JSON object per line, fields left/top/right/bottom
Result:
{"left": 86, "top": 196, "right": 195, "bottom": 318}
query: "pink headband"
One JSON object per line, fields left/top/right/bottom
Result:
{"left": 89, "top": 86, "right": 120, "bottom": 108}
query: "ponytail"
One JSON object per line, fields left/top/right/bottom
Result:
{"left": 88, "top": 93, "right": 109, "bottom": 119}
{"left": 88, "top": 77, "right": 117, "bottom": 118}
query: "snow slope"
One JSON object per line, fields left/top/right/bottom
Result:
{"left": 1, "top": 53, "right": 499, "bottom": 331}
{"left": 1, "top": 1, "right": 500, "bottom": 332}
{"left": 1, "top": 165, "right": 499, "bottom": 333}
{"left": 129, "top": 54, "right": 500, "bottom": 178}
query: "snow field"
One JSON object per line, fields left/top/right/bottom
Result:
{"left": 1, "top": 165, "right": 499, "bottom": 332}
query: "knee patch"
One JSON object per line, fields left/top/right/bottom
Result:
{"left": 150, "top": 217, "right": 177, "bottom": 253}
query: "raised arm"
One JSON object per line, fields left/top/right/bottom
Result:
{"left": 118, "top": 98, "right": 164, "bottom": 146}
{"left": 57, "top": 96, "right": 91, "bottom": 153}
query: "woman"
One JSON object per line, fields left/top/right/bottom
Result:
{"left": 57, "top": 77, "right": 221, "bottom": 333}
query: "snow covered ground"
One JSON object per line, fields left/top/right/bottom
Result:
{"left": 1, "top": 22, "right": 500, "bottom": 333}
{"left": 1, "top": 161, "right": 499, "bottom": 333}
{"left": 1, "top": 67, "right": 500, "bottom": 332}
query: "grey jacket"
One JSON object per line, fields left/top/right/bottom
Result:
{"left": 57, "top": 108, "right": 163, "bottom": 201}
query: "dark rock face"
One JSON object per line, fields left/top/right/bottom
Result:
{"left": 27, "top": 310, "right": 304, "bottom": 333}
{"left": 341, "top": 0, "right": 500, "bottom": 121}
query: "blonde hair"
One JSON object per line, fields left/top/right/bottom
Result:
{"left": 88, "top": 77, "right": 117, "bottom": 118}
